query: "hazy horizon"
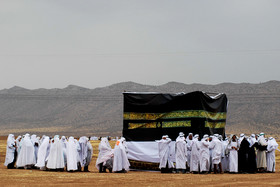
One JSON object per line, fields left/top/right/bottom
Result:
{"left": 1, "top": 79, "right": 279, "bottom": 91}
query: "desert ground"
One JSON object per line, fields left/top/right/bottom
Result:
{"left": 0, "top": 137, "right": 279, "bottom": 187}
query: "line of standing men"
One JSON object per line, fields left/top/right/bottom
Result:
{"left": 4, "top": 134, "right": 93, "bottom": 172}
{"left": 158, "top": 132, "right": 278, "bottom": 174}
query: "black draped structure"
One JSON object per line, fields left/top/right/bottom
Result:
{"left": 123, "top": 91, "right": 228, "bottom": 141}
{"left": 122, "top": 91, "right": 228, "bottom": 169}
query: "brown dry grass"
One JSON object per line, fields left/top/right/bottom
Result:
{"left": 0, "top": 139, "right": 280, "bottom": 187}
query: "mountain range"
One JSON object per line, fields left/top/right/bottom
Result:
{"left": 1, "top": 81, "right": 280, "bottom": 137}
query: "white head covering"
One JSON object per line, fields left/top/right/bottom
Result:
{"left": 214, "top": 134, "right": 219, "bottom": 138}
{"left": 176, "top": 132, "right": 185, "bottom": 141}
{"left": 186, "top": 133, "right": 193, "bottom": 141}
{"left": 46, "top": 136, "right": 65, "bottom": 169}
{"left": 35, "top": 136, "right": 50, "bottom": 168}
{"left": 16, "top": 133, "right": 36, "bottom": 167}
{"left": 203, "top": 134, "right": 209, "bottom": 139}
{"left": 31, "top": 134, "right": 39, "bottom": 145}
{"left": 7, "top": 134, "right": 15, "bottom": 143}
{"left": 268, "top": 137, "right": 278, "bottom": 148}
{"left": 249, "top": 134, "right": 257, "bottom": 147}
{"left": 4, "top": 134, "right": 16, "bottom": 166}
{"left": 79, "top": 136, "right": 89, "bottom": 167}
{"left": 113, "top": 137, "right": 130, "bottom": 172}
{"left": 15, "top": 136, "right": 22, "bottom": 151}
{"left": 96, "top": 137, "right": 113, "bottom": 169}
{"left": 54, "top": 135, "right": 60, "bottom": 139}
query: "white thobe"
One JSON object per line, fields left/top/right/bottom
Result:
{"left": 221, "top": 140, "right": 229, "bottom": 172}
{"left": 257, "top": 136, "right": 267, "bottom": 168}
{"left": 31, "top": 135, "right": 39, "bottom": 162}
{"left": 266, "top": 139, "right": 277, "bottom": 172}
{"left": 96, "top": 138, "right": 113, "bottom": 169}
{"left": 61, "top": 136, "right": 67, "bottom": 166}
{"left": 46, "top": 138, "right": 65, "bottom": 169}
{"left": 210, "top": 138, "right": 223, "bottom": 164}
{"left": 66, "top": 137, "right": 78, "bottom": 171}
{"left": 113, "top": 140, "right": 130, "bottom": 172}
{"left": 158, "top": 138, "right": 174, "bottom": 169}
{"left": 35, "top": 136, "right": 50, "bottom": 168}
{"left": 79, "top": 136, "right": 88, "bottom": 167}
{"left": 175, "top": 137, "right": 187, "bottom": 169}
{"left": 228, "top": 141, "right": 238, "bottom": 172}
{"left": 200, "top": 139, "right": 210, "bottom": 172}
{"left": 186, "top": 139, "right": 193, "bottom": 167}
{"left": 85, "top": 141, "right": 93, "bottom": 166}
{"left": 4, "top": 134, "right": 16, "bottom": 166}
{"left": 190, "top": 139, "right": 200, "bottom": 172}
{"left": 16, "top": 135, "right": 36, "bottom": 167}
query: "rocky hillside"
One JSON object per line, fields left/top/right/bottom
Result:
{"left": 0, "top": 81, "right": 280, "bottom": 137}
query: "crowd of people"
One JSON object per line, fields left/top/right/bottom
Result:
{"left": 158, "top": 132, "right": 279, "bottom": 174}
{"left": 4, "top": 134, "right": 93, "bottom": 172}
{"left": 4, "top": 134, "right": 130, "bottom": 173}
{"left": 4, "top": 132, "right": 278, "bottom": 174}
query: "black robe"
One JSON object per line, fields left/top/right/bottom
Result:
{"left": 247, "top": 142, "right": 257, "bottom": 173}
{"left": 238, "top": 138, "right": 250, "bottom": 173}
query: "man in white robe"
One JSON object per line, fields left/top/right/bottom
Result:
{"left": 113, "top": 137, "right": 130, "bottom": 173}
{"left": 186, "top": 133, "right": 193, "bottom": 171}
{"left": 15, "top": 136, "right": 22, "bottom": 155}
{"left": 227, "top": 134, "right": 239, "bottom": 173}
{"left": 249, "top": 134, "right": 257, "bottom": 147}
{"left": 209, "top": 134, "right": 223, "bottom": 173}
{"left": 158, "top": 135, "right": 174, "bottom": 173}
{"left": 200, "top": 134, "right": 210, "bottom": 174}
{"left": 175, "top": 132, "right": 187, "bottom": 173}
{"left": 266, "top": 137, "right": 278, "bottom": 172}
{"left": 61, "top": 136, "right": 67, "bottom": 167}
{"left": 35, "top": 136, "right": 50, "bottom": 170}
{"left": 256, "top": 132, "right": 268, "bottom": 172}
{"left": 16, "top": 134, "right": 36, "bottom": 169}
{"left": 31, "top": 134, "right": 39, "bottom": 163}
{"left": 4, "top": 134, "right": 16, "bottom": 169}
{"left": 190, "top": 134, "right": 200, "bottom": 173}
{"left": 66, "top": 136, "right": 78, "bottom": 171}
{"left": 79, "top": 136, "right": 93, "bottom": 172}
{"left": 46, "top": 135, "right": 65, "bottom": 171}
{"left": 96, "top": 137, "right": 113, "bottom": 173}
{"left": 208, "top": 136, "right": 213, "bottom": 172}
{"left": 78, "top": 136, "right": 87, "bottom": 170}
{"left": 74, "top": 139, "right": 82, "bottom": 171}
{"left": 84, "top": 137, "right": 93, "bottom": 172}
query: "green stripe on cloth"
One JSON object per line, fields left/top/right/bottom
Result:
{"left": 124, "top": 110, "right": 226, "bottom": 121}
{"left": 205, "top": 121, "right": 226, "bottom": 129}
{"left": 128, "top": 120, "right": 191, "bottom": 129}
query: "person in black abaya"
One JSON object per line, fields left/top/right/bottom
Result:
{"left": 247, "top": 142, "right": 258, "bottom": 173}
{"left": 238, "top": 137, "right": 250, "bottom": 173}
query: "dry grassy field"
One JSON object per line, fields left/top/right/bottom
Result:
{"left": 0, "top": 138, "right": 280, "bottom": 187}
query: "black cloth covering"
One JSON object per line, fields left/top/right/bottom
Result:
{"left": 123, "top": 91, "right": 228, "bottom": 141}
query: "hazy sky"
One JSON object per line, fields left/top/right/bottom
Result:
{"left": 1, "top": 0, "right": 280, "bottom": 89}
